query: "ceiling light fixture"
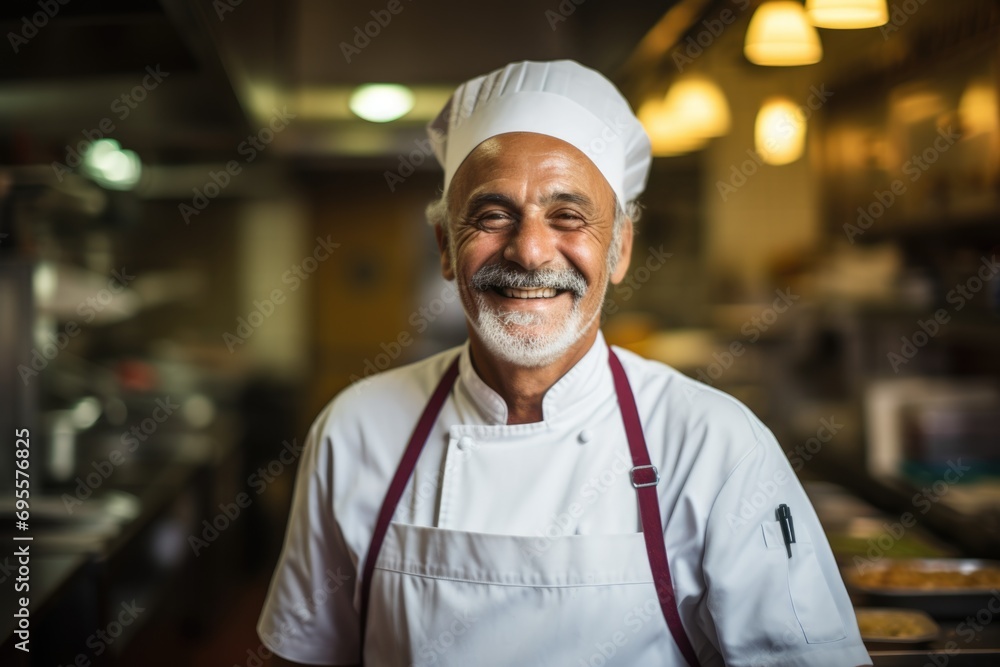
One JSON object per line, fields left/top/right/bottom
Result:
{"left": 83, "top": 139, "right": 142, "bottom": 190}
{"left": 638, "top": 75, "right": 731, "bottom": 157}
{"left": 806, "top": 0, "right": 888, "bottom": 29}
{"left": 745, "top": 1, "right": 823, "bottom": 66}
{"left": 663, "top": 75, "right": 731, "bottom": 139}
{"left": 349, "top": 83, "right": 415, "bottom": 123}
{"left": 755, "top": 97, "right": 807, "bottom": 164}
{"left": 638, "top": 99, "right": 709, "bottom": 157}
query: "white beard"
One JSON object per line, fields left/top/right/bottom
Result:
{"left": 469, "top": 290, "right": 601, "bottom": 368}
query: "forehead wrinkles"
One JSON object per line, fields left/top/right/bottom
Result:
{"left": 449, "top": 135, "right": 609, "bottom": 211}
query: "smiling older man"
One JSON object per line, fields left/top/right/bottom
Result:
{"left": 258, "top": 60, "right": 872, "bottom": 667}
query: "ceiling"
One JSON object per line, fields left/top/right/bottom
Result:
{"left": 0, "top": 0, "right": 681, "bottom": 170}
{"left": 2, "top": 0, "right": 993, "bottom": 176}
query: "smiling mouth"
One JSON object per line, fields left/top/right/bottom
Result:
{"left": 494, "top": 287, "right": 564, "bottom": 299}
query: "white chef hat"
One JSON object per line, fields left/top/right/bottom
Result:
{"left": 428, "top": 60, "right": 652, "bottom": 207}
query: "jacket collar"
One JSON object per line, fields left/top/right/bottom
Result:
{"left": 456, "top": 331, "right": 613, "bottom": 426}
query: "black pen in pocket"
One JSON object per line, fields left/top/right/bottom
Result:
{"left": 776, "top": 504, "right": 795, "bottom": 558}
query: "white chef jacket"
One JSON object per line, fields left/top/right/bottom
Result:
{"left": 257, "top": 331, "right": 872, "bottom": 666}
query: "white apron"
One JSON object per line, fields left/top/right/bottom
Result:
{"left": 358, "top": 348, "right": 700, "bottom": 666}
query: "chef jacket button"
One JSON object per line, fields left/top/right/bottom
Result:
{"left": 457, "top": 436, "right": 474, "bottom": 451}
{"left": 578, "top": 429, "right": 592, "bottom": 444}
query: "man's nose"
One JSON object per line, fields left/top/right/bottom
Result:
{"left": 503, "top": 211, "right": 558, "bottom": 270}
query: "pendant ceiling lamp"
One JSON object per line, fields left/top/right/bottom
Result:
{"left": 806, "top": 0, "right": 888, "bottom": 29}
{"left": 744, "top": 1, "right": 823, "bottom": 66}
{"left": 755, "top": 97, "right": 807, "bottom": 165}
{"left": 638, "top": 99, "right": 709, "bottom": 157}
{"left": 663, "top": 76, "right": 731, "bottom": 140}
{"left": 637, "top": 75, "right": 731, "bottom": 157}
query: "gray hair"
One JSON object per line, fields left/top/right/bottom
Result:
{"left": 425, "top": 195, "right": 641, "bottom": 273}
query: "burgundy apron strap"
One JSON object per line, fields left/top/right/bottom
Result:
{"left": 358, "top": 355, "right": 460, "bottom": 656}
{"left": 609, "top": 348, "right": 702, "bottom": 667}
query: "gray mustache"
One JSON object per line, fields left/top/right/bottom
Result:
{"left": 470, "top": 264, "right": 587, "bottom": 297}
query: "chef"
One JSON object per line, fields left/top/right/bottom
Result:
{"left": 258, "top": 60, "right": 872, "bottom": 667}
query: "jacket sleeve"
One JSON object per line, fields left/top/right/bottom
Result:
{"left": 700, "top": 429, "right": 872, "bottom": 667}
{"left": 257, "top": 403, "right": 361, "bottom": 665}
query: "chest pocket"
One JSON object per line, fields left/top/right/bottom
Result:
{"left": 762, "top": 521, "right": 847, "bottom": 644}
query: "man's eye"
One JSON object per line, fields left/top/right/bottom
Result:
{"left": 474, "top": 212, "right": 515, "bottom": 229}
{"left": 552, "top": 211, "right": 585, "bottom": 225}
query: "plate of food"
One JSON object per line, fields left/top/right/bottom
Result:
{"left": 845, "top": 559, "right": 1000, "bottom": 617}
{"left": 855, "top": 607, "right": 940, "bottom": 650}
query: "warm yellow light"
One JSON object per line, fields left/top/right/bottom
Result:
{"left": 637, "top": 76, "right": 730, "bottom": 157}
{"left": 755, "top": 98, "right": 806, "bottom": 165}
{"left": 959, "top": 79, "right": 999, "bottom": 138}
{"left": 806, "top": 0, "right": 888, "bottom": 28}
{"left": 890, "top": 90, "right": 944, "bottom": 124}
{"left": 663, "top": 76, "right": 731, "bottom": 139}
{"left": 348, "top": 84, "right": 415, "bottom": 123}
{"left": 745, "top": 1, "right": 823, "bottom": 66}
{"left": 638, "top": 99, "right": 708, "bottom": 157}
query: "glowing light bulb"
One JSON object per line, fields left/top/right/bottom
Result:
{"left": 349, "top": 84, "right": 415, "bottom": 123}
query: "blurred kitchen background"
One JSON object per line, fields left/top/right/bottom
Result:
{"left": 1, "top": 0, "right": 999, "bottom": 665}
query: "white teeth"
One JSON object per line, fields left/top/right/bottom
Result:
{"left": 501, "top": 287, "right": 558, "bottom": 299}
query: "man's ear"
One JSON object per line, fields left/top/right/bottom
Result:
{"left": 609, "top": 218, "right": 634, "bottom": 285}
{"left": 435, "top": 225, "right": 455, "bottom": 281}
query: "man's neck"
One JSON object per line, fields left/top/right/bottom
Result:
{"left": 467, "top": 329, "right": 599, "bottom": 425}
